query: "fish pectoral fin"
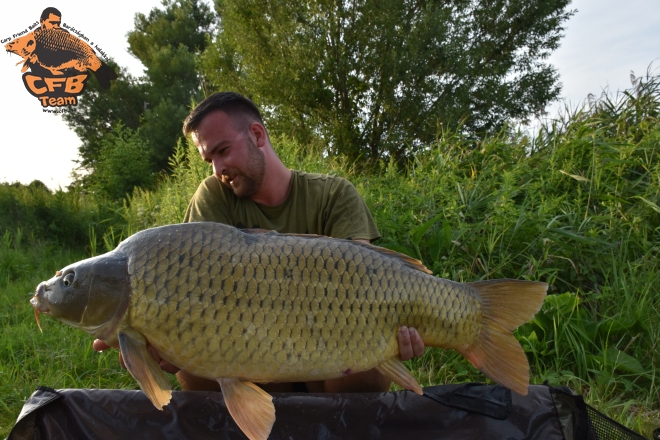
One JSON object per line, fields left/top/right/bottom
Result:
{"left": 375, "top": 358, "right": 423, "bottom": 395}
{"left": 117, "top": 328, "right": 172, "bottom": 410}
{"left": 218, "top": 378, "right": 275, "bottom": 440}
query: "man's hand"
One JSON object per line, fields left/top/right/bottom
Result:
{"left": 397, "top": 326, "right": 425, "bottom": 361}
{"left": 355, "top": 240, "right": 426, "bottom": 361}
{"left": 92, "top": 339, "right": 180, "bottom": 374}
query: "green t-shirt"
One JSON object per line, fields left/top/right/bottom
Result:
{"left": 183, "top": 170, "right": 380, "bottom": 241}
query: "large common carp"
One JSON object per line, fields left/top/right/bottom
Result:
{"left": 5, "top": 27, "right": 117, "bottom": 88}
{"left": 31, "top": 222, "right": 547, "bottom": 440}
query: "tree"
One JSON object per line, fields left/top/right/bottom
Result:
{"left": 63, "top": 0, "right": 215, "bottom": 195}
{"left": 89, "top": 124, "right": 156, "bottom": 200}
{"left": 127, "top": 0, "right": 215, "bottom": 170}
{"left": 203, "top": 0, "right": 573, "bottom": 162}
{"left": 63, "top": 60, "right": 147, "bottom": 171}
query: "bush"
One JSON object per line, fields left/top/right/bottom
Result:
{"left": 88, "top": 124, "right": 157, "bottom": 201}
{"left": 0, "top": 181, "right": 116, "bottom": 251}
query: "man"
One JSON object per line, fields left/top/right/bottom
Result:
{"left": 95, "top": 92, "right": 425, "bottom": 393}
{"left": 39, "top": 7, "right": 62, "bottom": 30}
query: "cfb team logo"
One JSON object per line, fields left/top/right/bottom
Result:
{"left": 3, "top": 7, "right": 117, "bottom": 110}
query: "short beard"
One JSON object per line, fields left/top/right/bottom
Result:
{"left": 223, "top": 136, "right": 265, "bottom": 198}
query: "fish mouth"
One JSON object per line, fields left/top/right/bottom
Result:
{"left": 30, "top": 295, "right": 50, "bottom": 313}
{"left": 30, "top": 282, "right": 51, "bottom": 332}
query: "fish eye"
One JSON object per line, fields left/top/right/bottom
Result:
{"left": 62, "top": 272, "right": 75, "bottom": 287}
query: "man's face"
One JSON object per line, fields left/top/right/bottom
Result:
{"left": 41, "top": 13, "right": 61, "bottom": 29}
{"left": 192, "top": 111, "right": 265, "bottom": 199}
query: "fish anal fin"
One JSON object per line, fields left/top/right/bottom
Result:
{"left": 218, "top": 378, "right": 275, "bottom": 440}
{"left": 375, "top": 358, "right": 423, "bottom": 395}
{"left": 117, "top": 328, "right": 172, "bottom": 409}
{"left": 459, "top": 279, "right": 548, "bottom": 396}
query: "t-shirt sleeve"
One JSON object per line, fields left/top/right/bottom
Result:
{"left": 323, "top": 178, "right": 380, "bottom": 241}
{"left": 183, "top": 176, "right": 232, "bottom": 224}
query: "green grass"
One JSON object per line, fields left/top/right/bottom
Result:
{"left": 2, "top": 73, "right": 660, "bottom": 437}
{"left": 0, "top": 233, "right": 138, "bottom": 437}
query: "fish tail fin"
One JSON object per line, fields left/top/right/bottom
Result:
{"left": 457, "top": 280, "right": 547, "bottom": 396}
{"left": 93, "top": 62, "right": 118, "bottom": 89}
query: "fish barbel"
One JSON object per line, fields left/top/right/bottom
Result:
{"left": 31, "top": 222, "right": 547, "bottom": 440}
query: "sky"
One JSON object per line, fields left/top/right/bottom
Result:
{"left": 0, "top": 0, "right": 659, "bottom": 191}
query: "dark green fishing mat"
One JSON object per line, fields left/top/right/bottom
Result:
{"left": 7, "top": 383, "right": 653, "bottom": 439}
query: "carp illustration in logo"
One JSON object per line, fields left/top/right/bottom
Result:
{"left": 4, "top": 7, "right": 117, "bottom": 108}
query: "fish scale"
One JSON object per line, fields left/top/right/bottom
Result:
{"left": 32, "top": 222, "right": 547, "bottom": 440}
{"left": 34, "top": 28, "right": 101, "bottom": 69}
{"left": 117, "top": 223, "right": 478, "bottom": 381}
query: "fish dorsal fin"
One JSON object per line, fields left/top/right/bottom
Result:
{"left": 352, "top": 241, "right": 433, "bottom": 274}
{"left": 240, "top": 229, "right": 432, "bottom": 274}
{"left": 117, "top": 327, "right": 172, "bottom": 409}
{"left": 218, "top": 378, "right": 275, "bottom": 440}
{"left": 241, "top": 228, "right": 277, "bottom": 235}
{"left": 375, "top": 358, "right": 424, "bottom": 395}
{"left": 242, "top": 228, "right": 325, "bottom": 240}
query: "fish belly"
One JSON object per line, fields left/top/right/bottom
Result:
{"left": 121, "top": 223, "right": 481, "bottom": 382}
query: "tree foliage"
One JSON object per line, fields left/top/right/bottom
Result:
{"left": 63, "top": 0, "right": 215, "bottom": 195}
{"left": 127, "top": 0, "right": 215, "bottom": 170}
{"left": 203, "top": 0, "right": 573, "bottom": 162}
{"left": 64, "top": 0, "right": 572, "bottom": 189}
{"left": 89, "top": 124, "right": 157, "bottom": 200}
{"left": 63, "top": 61, "right": 147, "bottom": 170}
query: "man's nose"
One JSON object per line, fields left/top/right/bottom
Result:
{"left": 211, "top": 157, "right": 225, "bottom": 178}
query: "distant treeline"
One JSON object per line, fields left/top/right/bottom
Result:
{"left": 62, "top": 0, "right": 574, "bottom": 200}
{"left": 0, "top": 178, "right": 123, "bottom": 252}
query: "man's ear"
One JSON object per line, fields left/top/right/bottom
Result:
{"left": 249, "top": 122, "right": 268, "bottom": 148}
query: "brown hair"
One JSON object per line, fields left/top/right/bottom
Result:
{"left": 182, "top": 92, "right": 264, "bottom": 136}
